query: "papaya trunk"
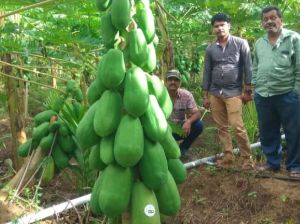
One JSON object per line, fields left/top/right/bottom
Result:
{"left": 2, "top": 53, "right": 26, "bottom": 170}
{"left": 0, "top": 148, "right": 45, "bottom": 201}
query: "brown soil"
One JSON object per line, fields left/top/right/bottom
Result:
{"left": 1, "top": 117, "right": 300, "bottom": 224}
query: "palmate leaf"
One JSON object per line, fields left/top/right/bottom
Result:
{"left": 168, "top": 121, "right": 184, "bottom": 136}
{"left": 43, "top": 90, "right": 60, "bottom": 110}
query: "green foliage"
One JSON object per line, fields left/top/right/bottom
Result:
{"left": 243, "top": 101, "right": 259, "bottom": 143}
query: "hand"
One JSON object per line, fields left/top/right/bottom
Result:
{"left": 203, "top": 97, "right": 210, "bottom": 110}
{"left": 181, "top": 120, "right": 192, "bottom": 137}
{"left": 242, "top": 92, "right": 252, "bottom": 104}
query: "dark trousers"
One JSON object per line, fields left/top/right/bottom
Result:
{"left": 172, "top": 120, "right": 204, "bottom": 155}
{"left": 254, "top": 91, "right": 300, "bottom": 171}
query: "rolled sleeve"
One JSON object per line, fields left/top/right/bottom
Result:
{"left": 202, "top": 47, "right": 212, "bottom": 91}
{"left": 252, "top": 45, "right": 258, "bottom": 86}
{"left": 241, "top": 39, "right": 252, "bottom": 85}
{"left": 294, "top": 35, "right": 300, "bottom": 94}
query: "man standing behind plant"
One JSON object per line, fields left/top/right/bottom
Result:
{"left": 252, "top": 6, "right": 300, "bottom": 178}
{"left": 202, "top": 13, "right": 253, "bottom": 170}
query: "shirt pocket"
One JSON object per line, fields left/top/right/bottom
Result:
{"left": 227, "top": 51, "right": 240, "bottom": 64}
{"left": 275, "top": 51, "right": 291, "bottom": 67}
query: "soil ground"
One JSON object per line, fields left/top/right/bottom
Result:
{"left": 1, "top": 117, "right": 300, "bottom": 224}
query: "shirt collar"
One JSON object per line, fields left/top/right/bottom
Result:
{"left": 176, "top": 88, "right": 181, "bottom": 98}
{"left": 216, "top": 35, "right": 232, "bottom": 45}
{"left": 263, "top": 28, "right": 291, "bottom": 43}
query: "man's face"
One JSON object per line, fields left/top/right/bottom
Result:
{"left": 166, "top": 77, "right": 181, "bottom": 91}
{"left": 213, "top": 21, "right": 230, "bottom": 39}
{"left": 262, "top": 10, "right": 282, "bottom": 35}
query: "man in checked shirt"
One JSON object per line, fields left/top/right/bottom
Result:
{"left": 166, "top": 69, "right": 204, "bottom": 158}
{"left": 202, "top": 13, "right": 254, "bottom": 170}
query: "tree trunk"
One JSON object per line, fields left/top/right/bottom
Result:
{"left": 2, "top": 53, "right": 26, "bottom": 170}
{"left": 155, "top": 0, "right": 174, "bottom": 79}
{"left": 0, "top": 148, "right": 45, "bottom": 201}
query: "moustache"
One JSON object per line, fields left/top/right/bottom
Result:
{"left": 266, "top": 23, "right": 275, "bottom": 27}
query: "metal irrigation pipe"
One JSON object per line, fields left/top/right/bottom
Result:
{"left": 7, "top": 135, "right": 286, "bottom": 224}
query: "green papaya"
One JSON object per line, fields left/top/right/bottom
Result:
{"left": 100, "top": 49, "right": 126, "bottom": 89}
{"left": 89, "top": 144, "right": 107, "bottom": 170}
{"left": 34, "top": 110, "right": 56, "bottom": 126}
{"left": 141, "top": 43, "right": 156, "bottom": 73}
{"left": 100, "top": 135, "right": 115, "bottom": 165}
{"left": 76, "top": 99, "right": 101, "bottom": 150}
{"left": 155, "top": 171, "right": 181, "bottom": 216}
{"left": 99, "top": 163, "right": 133, "bottom": 218}
{"left": 123, "top": 67, "right": 149, "bottom": 117}
{"left": 114, "top": 115, "right": 144, "bottom": 167}
{"left": 134, "top": 5, "right": 155, "bottom": 43}
{"left": 41, "top": 156, "right": 55, "bottom": 185}
{"left": 129, "top": 28, "right": 148, "bottom": 67}
{"left": 32, "top": 122, "right": 50, "bottom": 144}
{"left": 157, "top": 86, "right": 173, "bottom": 119}
{"left": 139, "top": 139, "right": 168, "bottom": 190}
{"left": 140, "top": 95, "right": 168, "bottom": 142}
{"left": 17, "top": 139, "right": 32, "bottom": 157}
{"left": 167, "top": 158, "right": 187, "bottom": 184}
{"left": 130, "top": 181, "right": 160, "bottom": 224}
{"left": 148, "top": 75, "right": 172, "bottom": 118}
{"left": 58, "top": 134, "right": 75, "bottom": 153}
{"left": 87, "top": 77, "right": 106, "bottom": 105}
{"left": 90, "top": 173, "right": 103, "bottom": 215}
{"left": 52, "top": 144, "right": 69, "bottom": 170}
{"left": 147, "top": 75, "right": 164, "bottom": 100}
{"left": 94, "top": 90, "right": 122, "bottom": 137}
{"left": 58, "top": 122, "right": 70, "bottom": 136}
{"left": 48, "top": 121, "right": 60, "bottom": 132}
{"left": 40, "top": 132, "right": 55, "bottom": 152}
{"left": 159, "top": 126, "right": 181, "bottom": 159}
{"left": 111, "top": 0, "right": 131, "bottom": 30}
{"left": 101, "top": 13, "right": 119, "bottom": 49}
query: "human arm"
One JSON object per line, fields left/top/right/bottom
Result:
{"left": 241, "top": 39, "right": 253, "bottom": 104}
{"left": 182, "top": 109, "right": 200, "bottom": 137}
{"left": 294, "top": 34, "right": 300, "bottom": 95}
{"left": 181, "top": 92, "right": 200, "bottom": 137}
{"left": 202, "top": 48, "right": 212, "bottom": 109}
{"left": 251, "top": 41, "right": 259, "bottom": 91}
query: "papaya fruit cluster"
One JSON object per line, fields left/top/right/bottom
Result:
{"left": 174, "top": 54, "right": 191, "bottom": 88}
{"left": 77, "top": 0, "right": 187, "bottom": 223}
{"left": 17, "top": 80, "right": 84, "bottom": 184}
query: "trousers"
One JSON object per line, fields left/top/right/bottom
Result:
{"left": 210, "top": 95, "right": 251, "bottom": 158}
{"left": 254, "top": 91, "right": 300, "bottom": 171}
{"left": 172, "top": 120, "right": 203, "bottom": 155}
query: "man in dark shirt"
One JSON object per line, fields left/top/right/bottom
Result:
{"left": 202, "top": 13, "right": 253, "bottom": 170}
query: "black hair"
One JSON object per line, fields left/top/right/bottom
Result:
{"left": 211, "top": 13, "right": 231, "bottom": 26}
{"left": 261, "top": 6, "right": 282, "bottom": 19}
